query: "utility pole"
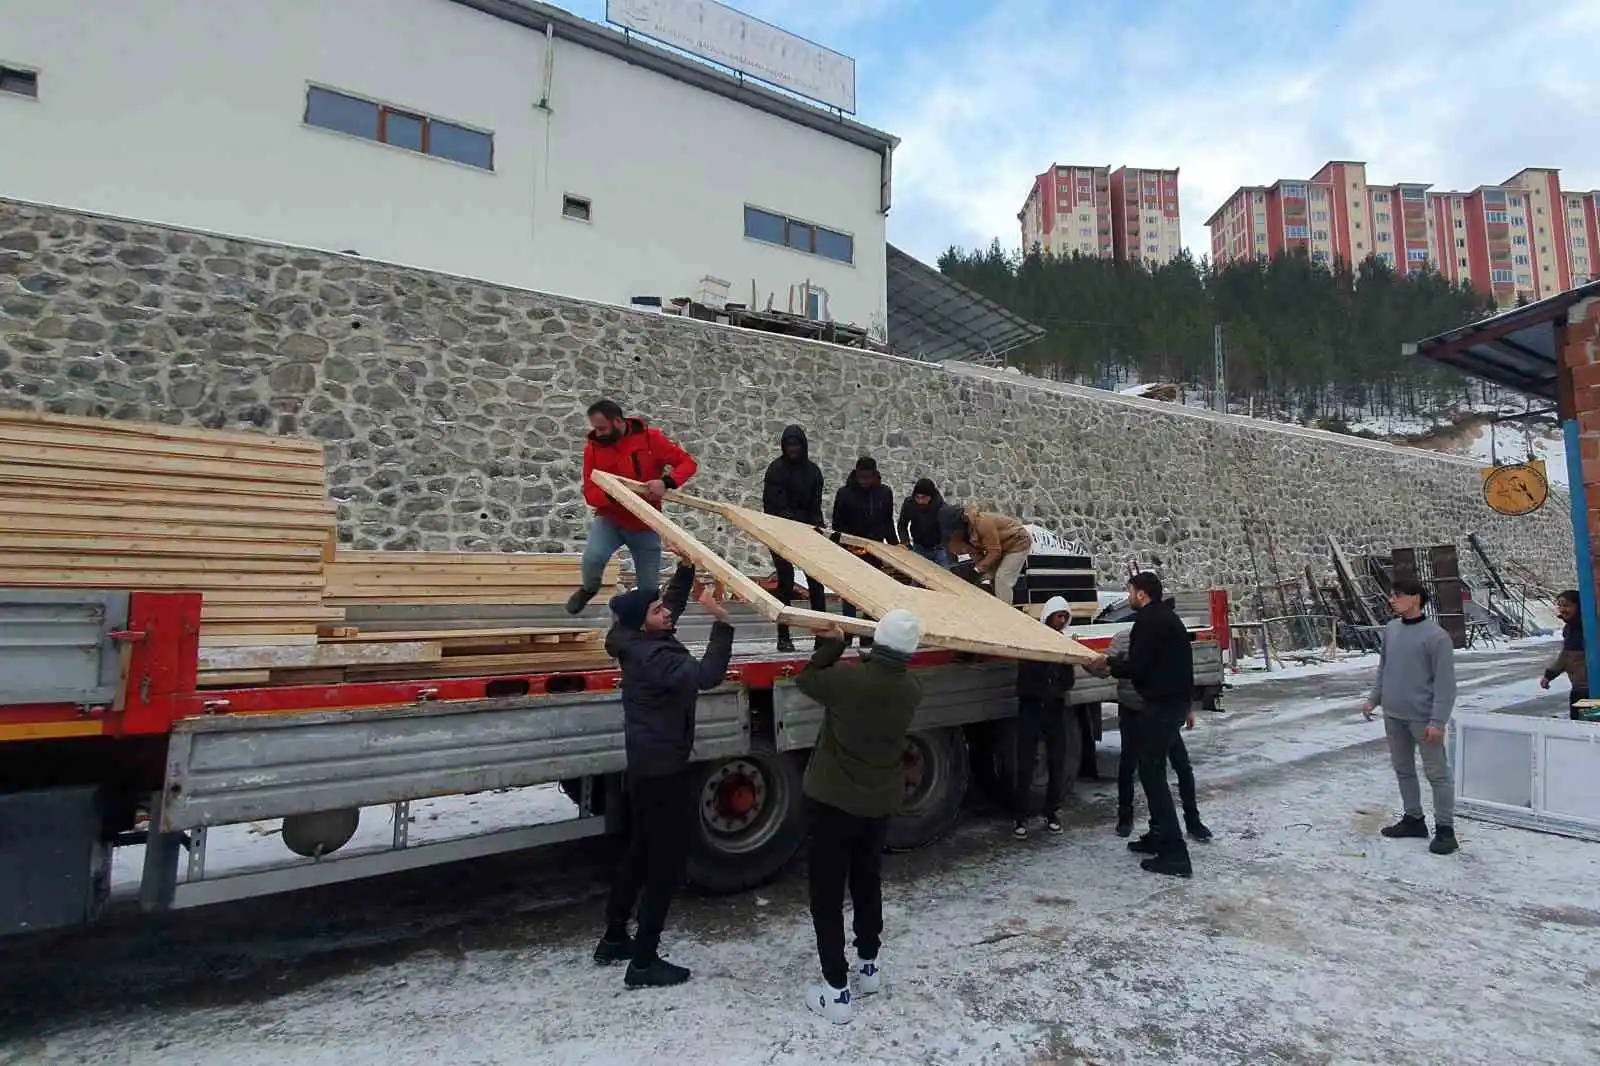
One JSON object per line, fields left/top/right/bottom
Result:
{"left": 1212, "top": 323, "right": 1227, "bottom": 413}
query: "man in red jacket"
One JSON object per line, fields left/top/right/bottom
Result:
{"left": 568, "top": 399, "right": 699, "bottom": 615}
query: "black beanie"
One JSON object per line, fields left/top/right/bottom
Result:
{"left": 609, "top": 587, "right": 661, "bottom": 630}
{"left": 855, "top": 456, "right": 877, "bottom": 473}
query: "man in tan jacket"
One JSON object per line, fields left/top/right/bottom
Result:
{"left": 938, "top": 504, "right": 1033, "bottom": 606}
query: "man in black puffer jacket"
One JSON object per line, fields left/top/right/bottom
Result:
{"left": 763, "top": 424, "right": 828, "bottom": 652}
{"left": 1097, "top": 571, "right": 1195, "bottom": 879}
{"left": 831, "top": 457, "right": 897, "bottom": 643}
{"left": 593, "top": 555, "right": 734, "bottom": 989}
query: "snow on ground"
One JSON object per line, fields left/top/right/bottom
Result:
{"left": 1463, "top": 420, "right": 1570, "bottom": 487}
{"left": 21, "top": 650, "right": 1600, "bottom": 1066}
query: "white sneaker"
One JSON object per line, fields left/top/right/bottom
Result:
{"left": 855, "top": 958, "right": 882, "bottom": 996}
{"left": 806, "top": 982, "right": 853, "bottom": 1025}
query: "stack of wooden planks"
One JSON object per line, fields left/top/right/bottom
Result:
{"left": 0, "top": 410, "right": 341, "bottom": 647}
{"left": 324, "top": 551, "right": 618, "bottom": 607}
{"left": 195, "top": 626, "right": 607, "bottom": 687}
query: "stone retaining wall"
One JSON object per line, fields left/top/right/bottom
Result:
{"left": 0, "top": 197, "right": 1575, "bottom": 601}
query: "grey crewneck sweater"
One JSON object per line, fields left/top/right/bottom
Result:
{"left": 1367, "top": 616, "right": 1457, "bottom": 727}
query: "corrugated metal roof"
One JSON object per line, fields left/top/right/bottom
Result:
{"left": 885, "top": 245, "right": 1045, "bottom": 363}
{"left": 1405, "top": 279, "right": 1600, "bottom": 402}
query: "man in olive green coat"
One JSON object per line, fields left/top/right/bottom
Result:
{"left": 796, "top": 609, "right": 925, "bottom": 1025}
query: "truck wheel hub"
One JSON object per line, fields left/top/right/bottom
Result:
{"left": 704, "top": 760, "right": 767, "bottom": 833}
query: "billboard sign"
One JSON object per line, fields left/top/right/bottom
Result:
{"left": 606, "top": 0, "right": 857, "bottom": 114}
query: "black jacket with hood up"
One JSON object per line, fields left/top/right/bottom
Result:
{"left": 762, "top": 425, "right": 825, "bottom": 525}
{"left": 605, "top": 563, "right": 735, "bottom": 776}
{"left": 897, "top": 477, "right": 946, "bottom": 550}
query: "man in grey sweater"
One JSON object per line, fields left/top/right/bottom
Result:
{"left": 1362, "top": 576, "right": 1459, "bottom": 855}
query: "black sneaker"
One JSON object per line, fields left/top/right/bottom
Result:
{"left": 1012, "top": 821, "right": 1028, "bottom": 840}
{"left": 1381, "top": 815, "right": 1430, "bottom": 839}
{"left": 1128, "top": 833, "right": 1160, "bottom": 855}
{"left": 1140, "top": 853, "right": 1193, "bottom": 879}
{"left": 776, "top": 633, "right": 796, "bottom": 653}
{"left": 1429, "top": 826, "right": 1459, "bottom": 855}
{"left": 1114, "top": 810, "right": 1133, "bottom": 838}
{"left": 1045, "top": 812, "right": 1063, "bottom": 834}
{"left": 565, "top": 586, "right": 598, "bottom": 616}
{"left": 625, "top": 958, "right": 691, "bottom": 988}
{"left": 1185, "top": 817, "right": 1214, "bottom": 843}
{"left": 593, "top": 932, "right": 634, "bottom": 965}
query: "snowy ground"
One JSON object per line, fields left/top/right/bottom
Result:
{"left": 5, "top": 644, "right": 1599, "bottom": 1066}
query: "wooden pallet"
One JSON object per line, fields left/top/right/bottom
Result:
{"left": 0, "top": 410, "right": 340, "bottom": 646}
{"left": 323, "top": 551, "right": 620, "bottom": 607}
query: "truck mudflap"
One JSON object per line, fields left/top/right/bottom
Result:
{"left": 159, "top": 687, "right": 749, "bottom": 832}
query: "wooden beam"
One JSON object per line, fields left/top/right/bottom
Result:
{"left": 589, "top": 470, "right": 788, "bottom": 619}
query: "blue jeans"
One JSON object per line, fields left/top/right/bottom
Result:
{"left": 581, "top": 515, "right": 661, "bottom": 593}
{"left": 912, "top": 545, "right": 949, "bottom": 565}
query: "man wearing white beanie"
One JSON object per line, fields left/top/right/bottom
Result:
{"left": 795, "top": 609, "right": 925, "bottom": 1025}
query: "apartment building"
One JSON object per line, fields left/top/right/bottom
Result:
{"left": 1109, "top": 166, "right": 1182, "bottom": 265}
{"left": 1019, "top": 163, "right": 1183, "bottom": 264}
{"left": 1207, "top": 160, "right": 1599, "bottom": 308}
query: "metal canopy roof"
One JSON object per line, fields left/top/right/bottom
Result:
{"left": 1405, "top": 279, "right": 1600, "bottom": 402}
{"left": 886, "top": 244, "right": 1045, "bottom": 363}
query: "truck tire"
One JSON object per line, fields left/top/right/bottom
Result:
{"left": 993, "top": 714, "right": 1083, "bottom": 814}
{"left": 281, "top": 808, "right": 360, "bottom": 858}
{"left": 685, "top": 738, "right": 807, "bottom": 894}
{"left": 885, "top": 727, "right": 970, "bottom": 851}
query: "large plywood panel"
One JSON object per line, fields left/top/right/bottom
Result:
{"left": 590, "top": 471, "right": 1095, "bottom": 664}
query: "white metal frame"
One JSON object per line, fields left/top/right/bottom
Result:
{"left": 1449, "top": 711, "right": 1600, "bottom": 842}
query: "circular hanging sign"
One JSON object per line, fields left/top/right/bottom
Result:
{"left": 1481, "top": 460, "right": 1550, "bottom": 516}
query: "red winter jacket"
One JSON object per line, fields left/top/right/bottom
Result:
{"left": 581, "top": 418, "right": 698, "bottom": 531}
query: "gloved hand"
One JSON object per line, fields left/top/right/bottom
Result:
{"left": 829, "top": 531, "right": 843, "bottom": 545}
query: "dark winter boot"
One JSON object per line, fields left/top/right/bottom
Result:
{"left": 1429, "top": 826, "right": 1459, "bottom": 855}
{"left": 776, "top": 627, "right": 796, "bottom": 653}
{"left": 565, "top": 586, "right": 599, "bottom": 616}
{"left": 1114, "top": 809, "right": 1134, "bottom": 838}
{"left": 1381, "top": 814, "right": 1430, "bottom": 839}
{"left": 1140, "top": 852, "right": 1193, "bottom": 879}
{"left": 1127, "top": 832, "right": 1160, "bottom": 855}
{"left": 625, "top": 957, "right": 692, "bottom": 989}
{"left": 1185, "top": 814, "right": 1214, "bottom": 842}
{"left": 593, "top": 929, "right": 634, "bottom": 965}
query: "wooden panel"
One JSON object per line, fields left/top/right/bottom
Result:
{"left": 0, "top": 409, "right": 322, "bottom": 455}
{"left": 590, "top": 472, "right": 1095, "bottom": 663}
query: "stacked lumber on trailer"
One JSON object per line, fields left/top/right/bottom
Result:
{"left": 0, "top": 410, "right": 340, "bottom": 646}
{"left": 195, "top": 626, "right": 607, "bottom": 687}
{"left": 323, "top": 551, "right": 619, "bottom": 607}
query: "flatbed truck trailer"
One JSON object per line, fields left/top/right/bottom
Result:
{"left": 0, "top": 587, "right": 1229, "bottom": 937}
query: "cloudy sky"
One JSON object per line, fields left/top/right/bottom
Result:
{"left": 565, "top": 0, "right": 1597, "bottom": 264}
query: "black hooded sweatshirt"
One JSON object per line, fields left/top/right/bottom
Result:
{"left": 833, "top": 469, "right": 897, "bottom": 544}
{"left": 897, "top": 477, "right": 946, "bottom": 550}
{"left": 762, "top": 425, "right": 825, "bottom": 526}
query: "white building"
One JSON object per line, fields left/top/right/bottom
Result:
{"left": 0, "top": 0, "right": 898, "bottom": 332}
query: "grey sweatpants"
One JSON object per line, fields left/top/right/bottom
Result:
{"left": 1385, "top": 717, "right": 1454, "bottom": 827}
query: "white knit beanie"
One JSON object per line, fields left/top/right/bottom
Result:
{"left": 873, "top": 609, "right": 923, "bottom": 655}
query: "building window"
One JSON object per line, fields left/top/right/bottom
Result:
{"left": 1407, "top": 249, "right": 1428, "bottom": 262}
{"left": 1576, "top": 237, "right": 1589, "bottom": 248}
{"left": 1459, "top": 257, "right": 1469, "bottom": 268}
{"left": 1313, "top": 229, "right": 1329, "bottom": 240}
{"left": 1456, "top": 238, "right": 1466, "bottom": 248}
{"left": 1571, "top": 198, "right": 1584, "bottom": 209}
{"left": 0, "top": 64, "right": 38, "bottom": 98}
{"left": 1379, "top": 251, "right": 1395, "bottom": 265}
{"left": 1376, "top": 211, "right": 1391, "bottom": 224}
{"left": 1282, "top": 183, "right": 1306, "bottom": 198}
{"left": 1455, "top": 219, "right": 1464, "bottom": 230}
{"left": 1511, "top": 216, "right": 1526, "bottom": 227}
{"left": 1485, "top": 210, "right": 1508, "bottom": 224}
{"left": 1509, "top": 196, "right": 1523, "bottom": 206}
{"left": 1377, "top": 232, "right": 1390, "bottom": 243}
{"left": 1517, "top": 273, "right": 1533, "bottom": 285}
{"left": 1311, "top": 251, "right": 1328, "bottom": 262}
{"left": 304, "top": 86, "right": 493, "bottom": 170}
{"left": 1312, "top": 210, "right": 1328, "bottom": 222}
{"left": 1514, "top": 254, "right": 1529, "bottom": 265}
{"left": 1573, "top": 218, "right": 1586, "bottom": 229}
{"left": 1285, "top": 225, "right": 1309, "bottom": 238}
{"left": 1491, "top": 269, "right": 1514, "bottom": 283}
{"left": 1255, "top": 233, "right": 1266, "bottom": 243}
{"left": 1513, "top": 235, "right": 1528, "bottom": 246}
{"left": 744, "top": 206, "right": 853, "bottom": 264}
{"left": 562, "top": 194, "right": 592, "bottom": 222}
{"left": 1374, "top": 191, "right": 1390, "bottom": 203}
